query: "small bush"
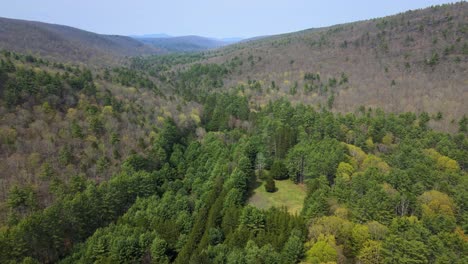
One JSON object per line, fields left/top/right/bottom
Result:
{"left": 265, "top": 177, "right": 276, "bottom": 193}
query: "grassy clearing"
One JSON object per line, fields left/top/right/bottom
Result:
{"left": 247, "top": 178, "right": 307, "bottom": 214}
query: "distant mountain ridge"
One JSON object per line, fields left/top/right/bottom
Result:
{"left": 220, "top": 37, "right": 244, "bottom": 44}
{"left": 131, "top": 34, "right": 244, "bottom": 52}
{"left": 137, "top": 35, "right": 227, "bottom": 52}
{"left": 0, "top": 17, "right": 162, "bottom": 64}
{"left": 130, "top": 33, "right": 173, "bottom": 39}
{"left": 0, "top": 17, "right": 245, "bottom": 62}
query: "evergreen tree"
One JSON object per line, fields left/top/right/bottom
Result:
{"left": 265, "top": 177, "right": 276, "bottom": 193}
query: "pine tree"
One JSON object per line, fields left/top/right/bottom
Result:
{"left": 265, "top": 177, "right": 276, "bottom": 193}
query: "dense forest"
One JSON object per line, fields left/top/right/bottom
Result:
{"left": 0, "top": 3, "right": 467, "bottom": 264}
{"left": 0, "top": 47, "right": 466, "bottom": 264}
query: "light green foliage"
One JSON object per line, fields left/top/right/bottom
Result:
{"left": 358, "top": 240, "right": 383, "bottom": 264}
{"left": 418, "top": 190, "right": 457, "bottom": 233}
{"left": 365, "top": 137, "right": 375, "bottom": 152}
{"left": 424, "top": 149, "right": 460, "bottom": 172}
{"left": 345, "top": 144, "right": 367, "bottom": 168}
{"left": 382, "top": 133, "right": 394, "bottom": 145}
{"left": 150, "top": 236, "right": 169, "bottom": 264}
{"left": 305, "top": 235, "right": 338, "bottom": 263}
{"left": 362, "top": 154, "right": 390, "bottom": 173}
{"left": 351, "top": 224, "right": 370, "bottom": 254}
{"left": 336, "top": 162, "right": 355, "bottom": 181}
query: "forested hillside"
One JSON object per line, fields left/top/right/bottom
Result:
{"left": 192, "top": 2, "right": 467, "bottom": 132}
{"left": 0, "top": 48, "right": 467, "bottom": 263}
{"left": 0, "top": 2, "right": 467, "bottom": 264}
{"left": 0, "top": 17, "right": 162, "bottom": 65}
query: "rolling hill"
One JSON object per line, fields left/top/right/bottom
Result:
{"left": 0, "top": 17, "right": 162, "bottom": 64}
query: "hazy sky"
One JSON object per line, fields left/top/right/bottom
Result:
{"left": 1, "top": 0, "right": 458, "bottom": 38}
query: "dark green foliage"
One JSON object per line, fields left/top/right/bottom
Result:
{"left": 70, "top": 121, "right": 84, "bottom": 138}
{"left": 0, "top": 170, "right": 165, "bottom": 263}
{"left": 7, "top": 185, "right": 37, "bottom": 213}
{"left": 459, "top": 115, "right": 467, "bottom": 133}
{"left": 340, "top": 72, "right": 349, "bottom": 84}
{"left": 89, "top": 116, "right": 105, "bottom": 135}
{"left": 39, "top": 162, "right": 55, "bottom": 180}
{"left": 302, "top": 176, "right": 330, "bottom": 218}
{"left": 419, "top": 112, "right": 430, "bottom": 129}
{"left": 58, "top": 145, "right": 73, "bottom": 165}
{"left": 158, "top": 118, "right": 181, "bottom": 154}
{"left": 0, "top": 59, "right": 96, "bottom": 108}
{"left": 270, "top": 160, "right": 289, "bottom": 180}
{"left": 111, "top": 67, "right": 158, "bottom": 92}
{"left": 265, "top": 177, "right": 276, "bottom": 192}
{"left": 122, "top": 154, "right": 156, "bottom": 172}
{"left": 96, "top": 156, "right": 110, "bottom": 174}
{"left": 382, "top": 235, "right": 429, "bottom": 264}
{"left": 203, "top": 93, "right": 250, "bottom": 131}
{"left": 327, "top": 93, "right": 335, "bottom": 109}
{"left": 289, "top": 81, "right": 298, "bottom": 95}
{"left": 426, "top": 52, "right": 440, "bottom": 67}
{"left": 287, "top": 138, "right": 345, "bottom": 184}
{"left": 175, "top": 63, "right": 228, "bottom": 99}
{"left": 281, "top": 231, "right": 304, "bottom": 263}
{"left": 151, "top": 235, "right": 170, "bottom": 264}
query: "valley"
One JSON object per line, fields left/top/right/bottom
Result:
{"left": 0, "top": 2, "right": 466, "bottom": 264}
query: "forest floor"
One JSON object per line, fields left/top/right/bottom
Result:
{"left": 247, "top": 178, "right": 306, "bottom": 214}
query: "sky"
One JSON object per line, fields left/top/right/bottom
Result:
{"left": 0, "top": 0, "right": 459, "bottom": 38}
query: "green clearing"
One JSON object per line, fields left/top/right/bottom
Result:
{"left": 247, "top": 178, "right": 307, "bottom": 214}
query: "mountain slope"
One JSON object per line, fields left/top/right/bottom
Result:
{"left": 195, "top": 2, "right": 467, "bottom": 131}
{"left": 0, "top": 17, "right": 162, "bottom": 64}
